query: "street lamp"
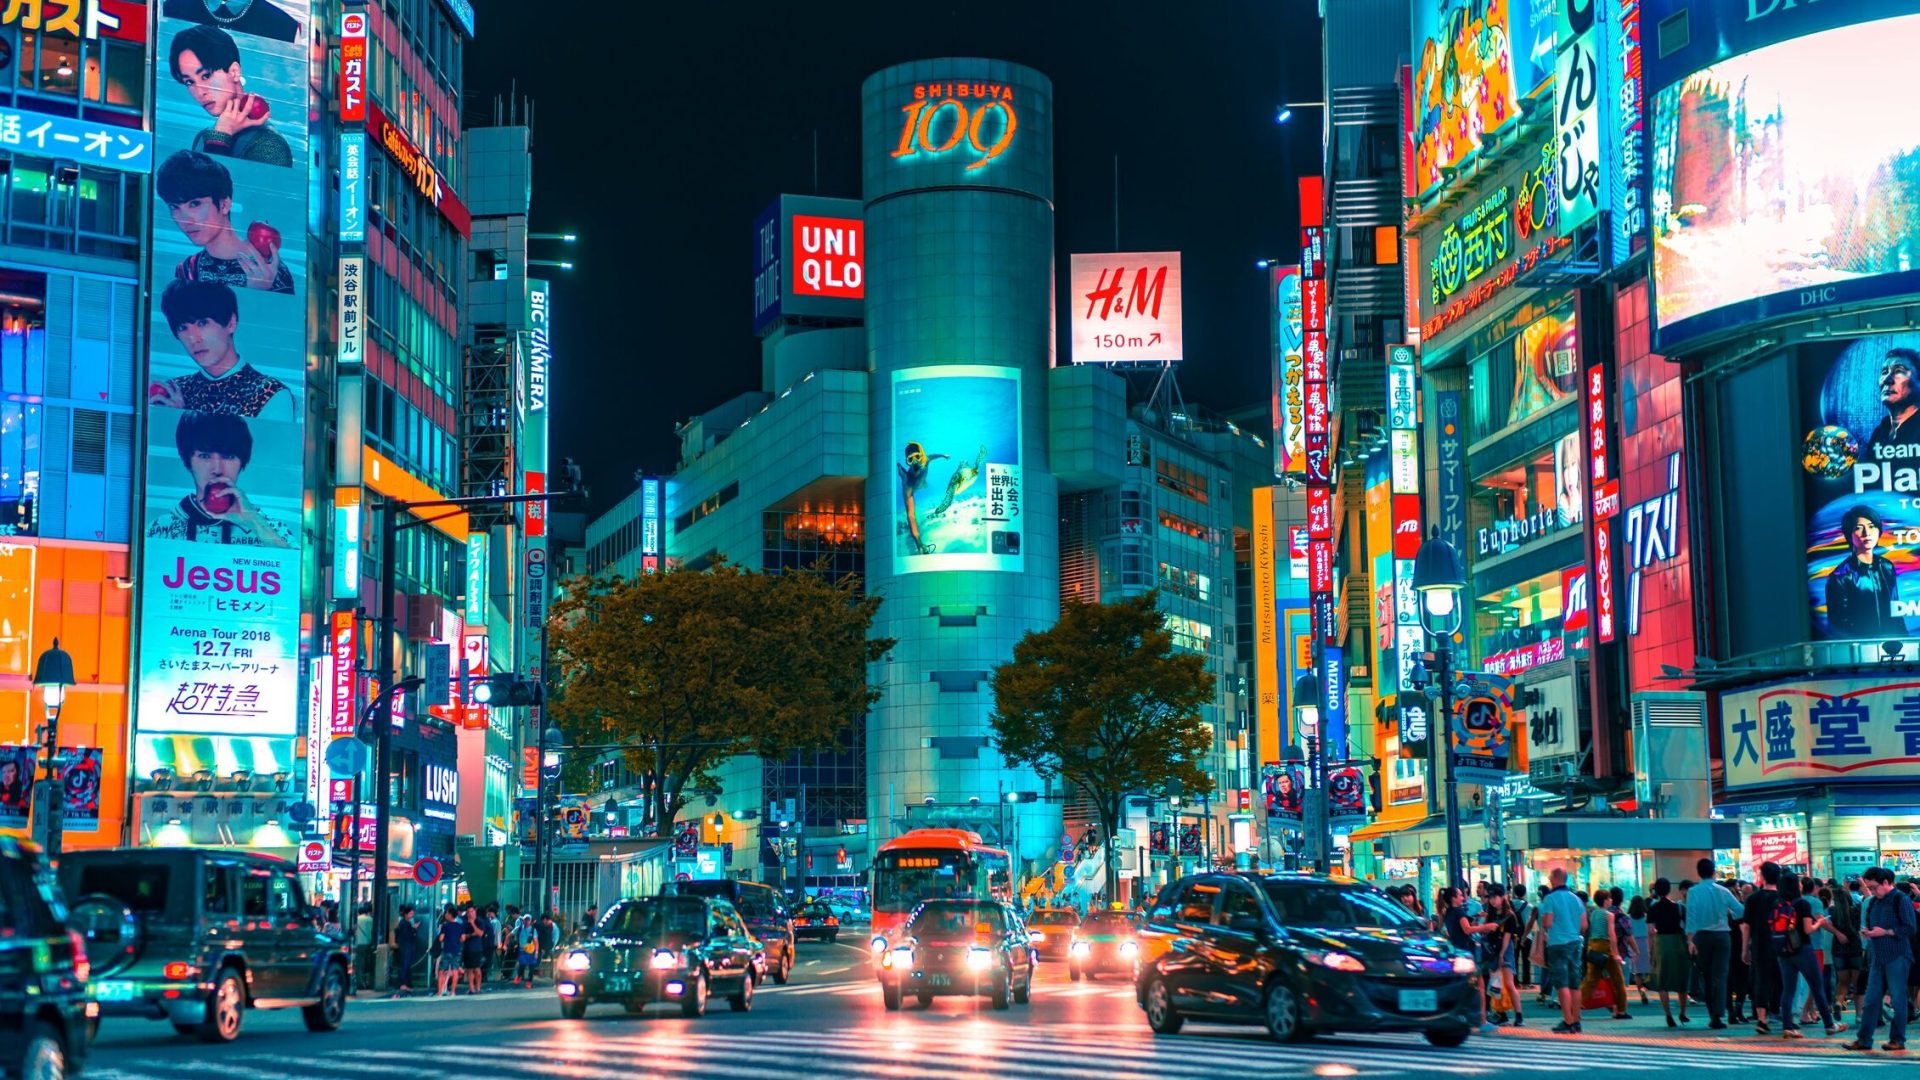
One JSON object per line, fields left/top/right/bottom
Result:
{"left": 1291, "top": 669, "right": 1330, "bottom": 872}
{"left": 1412, "top": 527, "right": 1467, "bottom": 892}
{"left": 31, "top": 639, "right": 74, "bottom": 859}
{"left": 535, "top": 725, "right": 565, "bottom": 915}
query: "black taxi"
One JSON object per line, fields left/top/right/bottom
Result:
{"left": 558, "top": 895, "right": 762, "bottom": 1018}
{"left": 878, "top": 899, "right": 1033, "bottom": 1011}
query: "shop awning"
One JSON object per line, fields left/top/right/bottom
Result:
{"left": 1348, "top": 818, "right": 1420, "bottom": 844}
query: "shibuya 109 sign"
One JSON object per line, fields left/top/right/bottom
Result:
{"left": 890, "top": 81, "right": 1018, "bottom": 171}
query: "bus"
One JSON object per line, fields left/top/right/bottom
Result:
{"left": 869, "top": 828, "right": 1012, "bottom": 939}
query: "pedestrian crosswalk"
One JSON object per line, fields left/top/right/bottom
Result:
{"left": 86, "top": 1024, "right": 1917, "bottom": 1080}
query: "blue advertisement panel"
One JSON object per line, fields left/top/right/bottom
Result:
{"left": 1323, "top": 644, "right": 1347, "bottom": 761}
{"left": 136, "top": 1, "right": 310, "bottom": 776}
{"left": 891, "top": 365, "right": 1023, "bottom": 574}
{"left": 1650, "top": 7, "right": 1920, "bottom": 351}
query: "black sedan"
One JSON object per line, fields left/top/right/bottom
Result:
{"left": 792, "top": 902, "right": 843, "bottom": 943}
{"left": 878, "top": 899, "right": 1034, "bottom": 1011}
{"left": 1135, "top": 872, "right": 1478, "bottom": 1046}
{"left": 557, "top": 895, "right": 762, "bottom": 1018}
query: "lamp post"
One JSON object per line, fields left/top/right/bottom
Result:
{"left": 1289, "top": 669, "right": 1329, "bottom": 872}
{"left": 31, "top": 639, "right": 75, "bottom": 860}
{"left": 534, "top": 724, "right": 565, "bottom": 915}
{"left": 1412, "top": 528, "right": 1468, "bottom": 892}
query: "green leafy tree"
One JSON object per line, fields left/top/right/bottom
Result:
{"left": 547, "top": 560, "right": 892, "bottom": 837}
{"left": 990, "top": 591, "right": 1214, "bottom": 900}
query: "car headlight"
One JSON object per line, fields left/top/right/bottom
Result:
{"left": 869, "top": 935, "right": 889, "bottom": 953}
{"left": 885, "top": 945, "right": 914, "bottom": 970}
{"left": 650, "top": 949, "right": 679, "bottom": 970}
{"left": 1306, "top": 951, "right": 1367, "bottom": 973}
{"left": 966, "top": 947, "right": 993, "bottom": 971}
{"left": 1120, "top": 940, "right": 1139, "bottom": 958}
{"left": 1069, "top": 940, "right": 1091, "bottom": 957}
{"left": 1451, "top": 955, "right": 1477, "bottom": 975}
{"left": 564, "top": 951, "right": 593, "bottom": 973}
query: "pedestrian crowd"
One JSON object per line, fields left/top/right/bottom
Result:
{"left": 315, "top": 899, "right": 604, "bottom": 997}
{"left": 1383, "top": 858, "right": 1917, "bottom": 1051}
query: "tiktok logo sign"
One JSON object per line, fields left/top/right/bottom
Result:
{"left": 1625, "top": 452, "right": 1681, "bottom": 635}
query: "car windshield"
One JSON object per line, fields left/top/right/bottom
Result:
{"left": 910, "top": 902, "right": 1003, "bottom": 943}
{"left": 801, "top": 903, "right": 837, "bottom": 917}
{"left": 1029, "top": 910, "right": 1078, "bottom": 926}
{"left": 1080, "top": 912, "right": 1136, "bottom": 932}
{"left": 601, "top": 899, "right": 707, "bottom": 940}
{"left": 1259, "top": 882, "right": 1424, "bottom": 930}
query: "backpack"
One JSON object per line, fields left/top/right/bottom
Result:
{"left": 1772, "top": 898, "right": 1805, "bottom": 955}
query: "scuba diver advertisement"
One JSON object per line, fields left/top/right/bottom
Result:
{"left": 892, "top": 365, "right": 1024, "bottom": 574}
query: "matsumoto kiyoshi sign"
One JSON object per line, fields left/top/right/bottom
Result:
{"left": 1720, "top": 675, "right": 1920, "bottom": 789}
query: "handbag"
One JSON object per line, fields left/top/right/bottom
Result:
{"left": 1581, "top": 976, "right": 1618, "bottom": 1011}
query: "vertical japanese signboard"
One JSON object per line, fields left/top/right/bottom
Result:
{"left": 1275, "top": 267, "right": 1304, "bottom": 474}
{"left": 1389, "top": 346, "right": 1425, "bottom": 693}
{"left": 1584, "top": 307, "right": 1618, "bottom": 643}
{"left": 135, "top": 0, "right": 312, "bottom": 777}
{"left": 329, "top": 610, "right": 356, "bottom": 738}
{"left": 1553, "top": 0, "right": 1605, "bottom": 232}
{"left": 338, "top": 8, "right": 366, "bottom": 122}
{"left": 1252, "top": 493, "right": 1280, "bottom": 767}
{"left": 339, "top": 132, "right": 364, "bottom": 242}
{"left": 640, "top": 477, "right": 662, "bottom": 573}
{"left": 523, "top": 280, "right": 553, "bottom": 738}
{"left": 464, "top": 532, "right": 488, "bottom": 625}
{"left": 1609, "top": 0, "right": 1646, "bottom": 267}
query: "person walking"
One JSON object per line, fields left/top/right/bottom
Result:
{"left": 1773, "top": 873, "right": 1846, "bottom": 1039}
{"left": 434, "top": 908, "right": 466, "bottom": 997}
{"left": 536, "top": 911, "right": 559, "bottom": 981}
{"left": 1540, "top": 867, "right": 1589, "bottom": 1034}
{"left": 1628, "top": 892, "right": 1653, "bottom": 1007}
{"left": 1580, "top": 887, "right": 1633, "bottom": 1020}
{"left": 513, "top": 914, "right": 541, "bottom": 986}
{"left": 1743, "top": 863, "right": 1786, "bottom": 1034}
{"left": 1511, "top": 885, "right": 1534, "bottom": 988}
{"left": 1686, "top": 858, "right": 1741, "bottom": 1029}
{"left": 1648, "top": 879, "right": 1691, "bottom": 1025}
{"left": 1847, "top": 866, "right": 1915, "bottom": 1052}
{"left": 391, "top": 904, "right": 423, "bottom": 997}
{"left": 1479, "top": 883, "right": 1525, "bottom": 1028}
{"left": 352, "top": 903, "right": 375, "bottom": 991}
{"left": 460, "top": 905, "right": 488, "bottom": 995}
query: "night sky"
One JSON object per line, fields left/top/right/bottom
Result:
{"left": 467, "top": 1, "right": 1321, "bottom": 513}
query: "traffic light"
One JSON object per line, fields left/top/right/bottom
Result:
{"left": 1367, "top": 768, "right": 1384, "bottom": 814}
{"left": 470, "top": 673, "right": 543, "bottom": 707}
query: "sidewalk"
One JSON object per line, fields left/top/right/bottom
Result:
{"left": 1492, "top": 992, "right": 1908, "bottom": 1054}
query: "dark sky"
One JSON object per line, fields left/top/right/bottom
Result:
{"left": 467, "top": 0, "right": 1322, "bottom": 514}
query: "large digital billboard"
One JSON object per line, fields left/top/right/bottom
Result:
{"left": 891, "top": 365, "right": 1023, "bottom": 574}
{"left": 1650, "top": 9, "right": 1920, "bottom": 351}
{"left": 1800, "top": 333, "right": 1920, "bottom": 641}
{"left": 1069, "top": 252, "right": 1183, "bottom": 364}
{"left": 135, "top": 1, "right": 310, "bottom": 775}
{"left": 1410, "top": 0, "right": 1558, "bottom": 196}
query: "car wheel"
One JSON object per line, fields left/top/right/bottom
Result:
{"left": 680, "top": 971, "right": 708, "bottom": 1018}
{"left": 828, "top": 933, "right": 838, "bottom": 944}
{"left": 1144, "top": 977, "right": 1184, "bottom": 1035}
{"left": 1069, "top": 966, "right": 1082, "bottom": 982}
{"left": 991, "top": 979, "right": 1011, "bottom": 1010}
{"left": 1264, "top": 982, "right": 1310, "bottom": 1043}
{"left": 560, "top": 997, "right": 588, "bottom": 1020}
{"left": 916, "top": 991, "right": 933, "bottom": 1008}
{"left": 1012, "top": 970, "right": 1031, "bottom": 1005}
{"left": 773, "top": 947, "right": 791, "bottom": 985}
{"left": 730, "top": 972, "right": 755, "bottom": 1012}
{"left": 1424, "top": 1025, "right": 1472, "bottom": 1048}
{"left": 302, "top": 962, "right": 347, "bottom": 1032}
{"left": 882, "top": 984, "right": 902, "bottom": 1011}
{"left": 19, "top": 1022, "right": 65, "bottom": 1080}
{"left": 197, "top": 969, "right": 245, "bottom": 1043}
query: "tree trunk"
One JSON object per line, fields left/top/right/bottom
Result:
{"left": 1099, "top": 795, "right": 1121, "bottom": 911}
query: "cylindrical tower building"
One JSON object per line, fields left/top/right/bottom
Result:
{"left": 862, "top": 59, "right": 1060, "bottom": 867}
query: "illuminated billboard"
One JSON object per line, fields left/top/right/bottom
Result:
{"left": 1410, "top": 0, "right": 1558, "bottom": 196}
{"left": 1650, "top": 9, "right": 1920, "bottom": 351}
{"left": 865, "top": 65, "right": 1052, "bottom": 204}
{"left": 891, "top": 365, "right": 1023, "bottom": 574}
{"left": 1720, "top": 675, "right": 1920, "bottom": 789}
{"left": 135, "top": 0, "right": 311, "bottom": 776}
{"left": 751, "top": 195, "right": 864, "bottom": 334}
{"left": 1069, "top": 252, "right": 1183, "bottom": 364}
{"left": 1799, "top": 332, "right": 1920, "bottom": 641}
{"left": 1275, "top": 267, "right": 1304, "bottom": 473}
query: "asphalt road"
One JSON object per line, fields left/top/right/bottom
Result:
{"left": 83, "top": 942, "right": 1918, "bottom": 1079}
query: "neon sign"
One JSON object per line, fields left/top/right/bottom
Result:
{"left": 368, "top": 103, "right": 470, "bottom": 237}
{"left": 891, "top": 82, "right": 1018, "bottom": 171}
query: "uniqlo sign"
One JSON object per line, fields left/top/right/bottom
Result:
{"left": 792, "top": 216, "right": 864, "bottom": 298}
{"left": 339, "top": 12, "right": 367, "bottom": 123}
{"left": 329, "top": 611, "right": 356, "bottom": 737}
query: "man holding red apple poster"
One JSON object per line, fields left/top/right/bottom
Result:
{"left": 150, "top": 279, "right": 293, "bottom": 422}
{"left": 157, "top": 150, "right": 291, "bottom": 293}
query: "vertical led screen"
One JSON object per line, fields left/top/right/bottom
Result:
{"left": 1650, "top": 9, "right": 1920, "bottom": 350}
{"left": 1410, "top": 0, "right": 1558, "bottom": 196}
{"left": 1618, "top": 309, "right": 1692, "bottom": 693}
{"left": 1275, "top": 267, "right": 1304, "bottom": 473}
{"left": 1801, "top": 333, "right": 1920, "bottom": 641}
{"left": 891, "top": 365, "right": 1022, "bottom": 574}
{"left": 136, "top": 1, "right": 310, "bottom": 774}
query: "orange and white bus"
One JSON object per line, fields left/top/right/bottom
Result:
{"left": 869, "top": 828, "right": 1012, "bottom": 939}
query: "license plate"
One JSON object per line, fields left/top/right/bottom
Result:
{"left": 929, "top": 974, "right": 952, "bottom": 987}
{"left": 94, "top": 980, "right": 138, "bottom": 1002}
{"left": 601, "top": 976, "right": 629, "bottom": 993}
{"left": 1398, "top": 989, "right": 1438, "bottom": 1012}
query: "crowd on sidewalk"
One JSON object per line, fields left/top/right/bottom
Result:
{"left": 317, "top": 898, "right": 604, "bottom": 998}
{"left": 1383, "top": 859, "right": 1918, "bottom": 1051}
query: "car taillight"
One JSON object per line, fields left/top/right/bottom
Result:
{"left": 163, "top": 961, "right": 196, "bottom": 980}
{"left": 67, "top": 930, "right": 89, "bottom": 982}
{"left": 826, "top": 916, "right": 838, "bottom": 926}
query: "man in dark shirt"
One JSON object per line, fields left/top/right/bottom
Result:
{"left": 1848, "top": 866, "right": 1915, "bottom": 1051}
{"left": 156, "top": 150, "right": 292, "bottom": 293}
{"left": 1826, "top": 504, "right": 1905, "bottom": 639}
{"left": 1741, "top": 861, "right": 1784, "bottom": 1033}
{"left": 168, "top": 24, "right": 294, "bottom": 166}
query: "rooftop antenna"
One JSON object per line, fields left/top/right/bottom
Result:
{"left": 813, "top": 129, "right": 820, "bottom": 194}
{"left": 1113, "top": 154, "right": 1120, "bottom": 250}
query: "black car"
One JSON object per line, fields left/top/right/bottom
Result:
{"left": 0, "top": 837, "right": 91, "bottom": 1079}
{"left": 664, "top": 879, "right": 795, "bottom": 984}
{"left": 1135, "top": 872, "right": 1478, "bottom": 1046}
{"left": 59, "top": 848, "right": 349, "bottom": 1043}
{"left": 791, "top": 901, "right": 842, "bottom": 943}
{"left": 877, "top": 899, "right": 1033, "bottom": 1011}
{"left": 557, "top": 896, "right": 761, "bottom": 1018}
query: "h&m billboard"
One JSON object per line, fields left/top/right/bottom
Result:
{"left": 135, "top": 0, "right": 311, "bottom": 776}
{"left": 1069, "top": 252, "right": 1184, "bottom": 364}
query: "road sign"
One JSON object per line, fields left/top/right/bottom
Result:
{"left": 297, "top": 840, "right": 331, "bottom": 873}
{"left": 1477, "top": 848, "right": 1502, "bottom": 866}
{"left": 325, "top": 737, "right": 368, "bottom": 776}
{"left": 286, "top": 800, "right": 316, "bottom": 825}
{"left": 413, "top": 856, "right": 444, "bottom": 886}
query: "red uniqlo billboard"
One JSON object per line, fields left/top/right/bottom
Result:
{"left": 339, "top": 11, "right": 367, "bottom": 123}
{"left": 792, "top": 215, "right": 864, "bottom": 299}
{"left": 329, "top": 611, "right": 356, "bottom": 737}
